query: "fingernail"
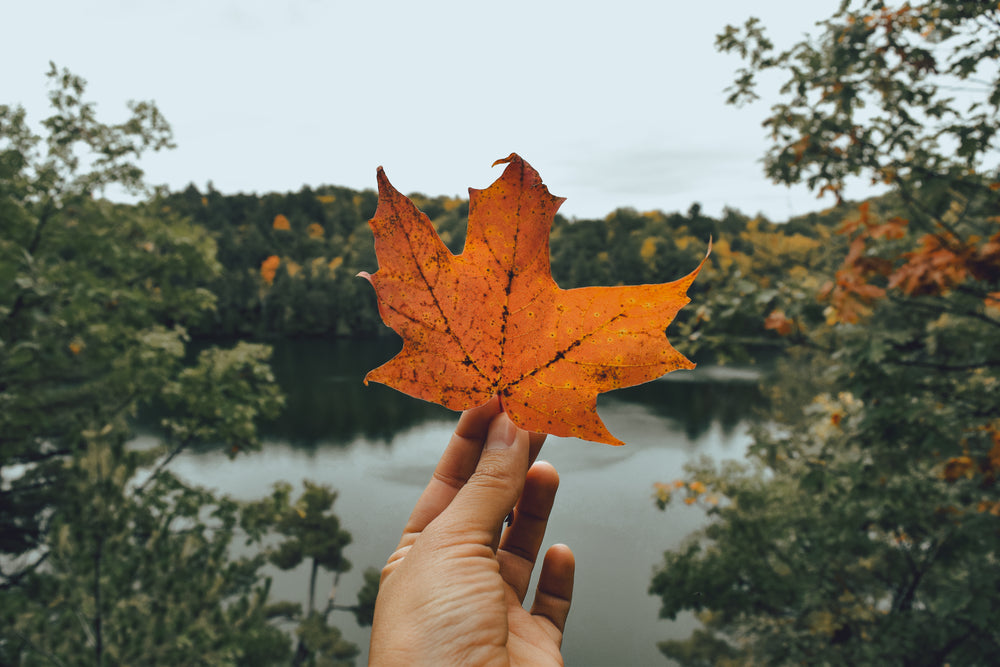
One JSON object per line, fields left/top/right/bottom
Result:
{"left": 485, "top": 414, "right": 518, "bottom": 451}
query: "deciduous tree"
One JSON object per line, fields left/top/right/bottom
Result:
{"left": 0, "top": 66, "right": 364, "bottom": 665}
{"left": 652, "top": 3, "right": 1000, "bottom": 664}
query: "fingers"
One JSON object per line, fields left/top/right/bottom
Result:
{"left": 437, "top": 411, "right": 531, "bottom": 544}
{"left": 402, "top": 396, "right": 502, "bottom": 535}
{"left": 498, "top": 461, "right": 559, "bottom": 603}
{"left": 529, "top": 544, "right": 575, "bottom": 642}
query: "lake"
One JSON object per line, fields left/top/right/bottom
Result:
{"left": 165, "top": 338, "right": 765, "bottom": 666}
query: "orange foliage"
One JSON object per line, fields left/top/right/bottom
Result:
{"left": 977, "top": 500, "right": 1000, "bottom": 516}
{"left": 360, "top": 154, "right": 708, "bottom": 445}
{"left": 888, "top": 233, "right": 971, "bottom": 296}
{"left": 824, "top": 204, "right": 903, "bottom": 323}
{"left": 989, "top": 430, "right": 1000, "bottom": 473}
{"left": 764, "top": 309, "right": 794, "bottom": 336}
{"left": 307, "top": 223, "right": 325, "bottom": 239}
{"left": 272, "top": 214, "right": 291, "bottom": 231}
{"left": 941, "top": 456, "right": 975, "bottom": 482}
{"left": 825, "top": 199, "right": 1000, "bottom": 322}
{"left": 820, "top": 269, "right": 886, "bottom": 325}
{"left": 941, "top": 424, "right": 1000, "bottom": 486}
{"left": 260, "top": 255, "right": 280, "bottom": 285}
{"left": 971, "top": 232, "right": 1000, "bottom": 283}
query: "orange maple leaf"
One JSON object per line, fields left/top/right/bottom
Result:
{"left": 359, "top": 154, "right": 708, "bottom": 445}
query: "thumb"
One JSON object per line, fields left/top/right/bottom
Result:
{"left": 437, "top": 412, "right": 530, "bottom": 543}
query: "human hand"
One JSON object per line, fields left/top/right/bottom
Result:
{"left": 368, "top": 396, "right": 575, "bottom": 666}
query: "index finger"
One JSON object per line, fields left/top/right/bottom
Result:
{"left": 402, "top": 395, "right": 502, "bottom": 534}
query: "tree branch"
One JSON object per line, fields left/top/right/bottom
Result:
{"left": 134, "top": 435, "right": 194, "bottom": 495}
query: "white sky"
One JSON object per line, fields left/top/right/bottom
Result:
{"left": 3, "top": 0, "right": 876, "bottom": 220}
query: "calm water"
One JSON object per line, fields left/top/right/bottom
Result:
{"left": 166, "top": 339, "right": 765, "bottom": 666}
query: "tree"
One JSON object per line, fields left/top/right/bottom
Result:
{"left": 244, "top": 481, "right": 372, "bottom": 666}
{"left": 652, "top": 3, "right": 1000, "bottom": 664}
{"left": 0, "top": 66, "right": 363, "bottom": 665}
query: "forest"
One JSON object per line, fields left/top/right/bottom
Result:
{"left": 3, "top": 1, "right": 1000, "bottom": 665}
{"left": 157, "top": 174, "right": 842, "bottom": 353}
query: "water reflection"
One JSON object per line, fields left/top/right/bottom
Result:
{"left": 262, "top": 338, "right": 767, "bottom": 447}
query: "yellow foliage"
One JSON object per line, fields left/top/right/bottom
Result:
{"left": 286, "top": 261, "right": 302, "bottom": 278}
{"left": 653, "top": 482, "right": 672, "bottom": 504}
{"left": 741, "top": 227, "right": 822, "bottom": 271}
{"left": 273, "top": 214, "right": 291, "bottom": 231}
{"left": 307, "top": 223, "right": 325, "bottom": 239}
{"left": 710, "top": 237, "right": 753, "bottom": 276}
{"left": 640, "top": 237, "right": 658, "bottom": 263}
{"left": 711, "top": 238, "right": 733, "bottom": 270}
{"left": 788, "top": 265, "right": 820, "bottom": 290}
{"left": 201, "top": 196, "right": 208, "bottom": 206}
{"left": 807, "top": 610, "right": 838, "bottom": 637}
{"left": 316, "top": 194, "right": 336, "bottom": 204}
{"left": 443, "top": 197, "right": 465, "bottom": 212}
{"left": 328, "top": 256, "right": 344, "bottom": 275}
{"left": 310, "top": 257, "right": 328, "bottom": 277}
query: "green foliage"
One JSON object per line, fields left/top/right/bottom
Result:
{"left": 0, "top": 67, "right": 369, "bottom": 665}
{"left": 246, "top": 481, "right": 374, "bottom": 666}
{"left": 652, "top": 3, "right": 1000, "bottom": 665}
{"left": 267, "top": 481, "right": 352, "bottom": 575}
{"left": 352, "top": 567, "right": 380, "bottom": 628}
{"left": 293, "top": 613, "right": 359, "bottom": 667}
{"left": 7, "top": 468, "right": 293, "bottom": 665}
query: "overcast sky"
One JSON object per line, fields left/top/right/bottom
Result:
{"left": 3, "top": 0, "right": 875, "bottom": 220}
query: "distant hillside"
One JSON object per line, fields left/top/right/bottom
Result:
{"left": 160, "top": 182, "right": 857, "bottom": 346}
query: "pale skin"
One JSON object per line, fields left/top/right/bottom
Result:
{"left": 368, "top": 395, "right": 575, "bottom": 666}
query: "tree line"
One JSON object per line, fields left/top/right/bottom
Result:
{"left": 159, "top": 177, "right": 849, "bottom": 352}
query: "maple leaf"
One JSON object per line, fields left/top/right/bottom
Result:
{"left": 359, "top": 154, "right": 708, "bottom": 445}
